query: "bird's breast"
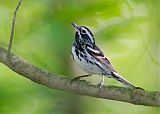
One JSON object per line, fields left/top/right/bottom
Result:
{"left": 71, "top": 46, "right": 105, "bottom": 75}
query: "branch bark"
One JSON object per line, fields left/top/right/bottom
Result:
{"left": 0, "top": 47, "right": 159, "bottom": 107}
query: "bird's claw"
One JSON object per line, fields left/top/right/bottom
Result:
{"left": 97, "top": 81, "right": 104, "bottom": 89}
{"left": 71, "top": 77, "right": 80, "bottom": 83}
{"left": 72, "top": 77, "right": 80, "bottom": 81}
{"left": 71, "top": 77, "right": 92, "bottom": 85}
{"left": 71, "top": 74, "right": 92, "bottom": 83}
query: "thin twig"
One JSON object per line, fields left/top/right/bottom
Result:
{"left": 8, "top": 0, "right": 23, "bottom": 55}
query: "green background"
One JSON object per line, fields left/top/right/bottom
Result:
{"left": 0, "top": 0, "right": 159, "bottom": 114}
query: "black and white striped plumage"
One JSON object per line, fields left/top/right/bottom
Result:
{"left": 71, "top": 23, "right": 135, "bottom": 88}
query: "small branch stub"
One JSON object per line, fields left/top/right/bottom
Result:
{"left": 8, "top": 0, "right": 23, "bottom": 55}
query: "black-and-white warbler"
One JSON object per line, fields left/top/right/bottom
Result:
{"left": 71, "top": 22, "right": 136, "bottom": 88}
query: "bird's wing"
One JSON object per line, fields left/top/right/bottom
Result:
{"left": 86, "top": 44, "right": 116, "bottom": 72}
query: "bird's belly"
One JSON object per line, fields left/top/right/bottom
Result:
{"left": 72, "top": 48, "right": 103, "bottom": 75}
{"left": 75, "top": 58, "right": 102, "bottom": 75}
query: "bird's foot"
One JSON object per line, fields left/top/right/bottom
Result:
{"left": 71, "top": 77, "right": 80, "bottom": 81}
{"left": 71, "top": 74, "right": 92, "bottom": 83}
{"left": 71, "top": 77, "right": 81, "bottom": 83}
{"left": 97, "top": 80, "right": 104, "bottom": 89}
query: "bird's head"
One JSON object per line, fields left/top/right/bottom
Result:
{"left": 71, "top": 22, "right": 95, "bottom": 45}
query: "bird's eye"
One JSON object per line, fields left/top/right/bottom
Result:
{"left": 81, "top": 30, "right": 86, "bottom": 34}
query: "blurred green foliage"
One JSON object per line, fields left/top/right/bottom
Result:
{"left": 0, "top": 0, "right": 159, "bottom": 114}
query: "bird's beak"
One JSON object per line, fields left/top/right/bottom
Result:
{"left": 71, "top": 22, "right": 80, "bottom": 32}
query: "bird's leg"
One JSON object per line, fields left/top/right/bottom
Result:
{"left": 72, "top": 74, "right": 92, "bottom": 81}
{"left": 98, "top": 75, "right": 104, "bottom": 88}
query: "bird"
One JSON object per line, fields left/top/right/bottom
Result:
{"left": 71, "top": 22, "right": 136, "bottom": 88}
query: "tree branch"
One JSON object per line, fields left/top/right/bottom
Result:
{"left": 0, "top": 47, "right": 159, "bottom": 107}
{"left": 8, "top": 0, "right": 23, "bottom": 55}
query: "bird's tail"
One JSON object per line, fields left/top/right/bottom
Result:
{"left": 111, "top": 72, "right": 135, "bottom": 88}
